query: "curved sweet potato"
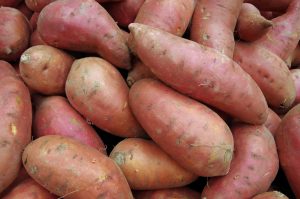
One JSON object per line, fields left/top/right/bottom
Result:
{"left": 110, "top": 138, "right": 197, "bottom": 190}
{"left": 65, "top": 57, "right": 145, "bottom": 138}
{"left": 127, "top": 59, "right": 156, "bottom": 87}
{"left": 22, "top": 135, "right": 133, "bottom": 198}
{"left": 252, "top": 191, "right": 289, "bottom": 199}
{"left": 134, "top": 187, "right": 201, "bottom": 199}
{"left": 37, "top": 0, "right": 131, "bottom": 69}
{"left": 128, "top": 23, "right": 268, "bottom": 125}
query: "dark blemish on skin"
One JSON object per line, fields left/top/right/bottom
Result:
{"left": 55, "top": 143, "right": 68, "bottom": 152}
{"left": 23, "top": 155, "right": 28, "bottom": 165}
{"left": 70, "top": 12, "right": 75, "bottom": 17}
{"left": 162, "top": 49, "right": 167, "bottom": 55}
{"left": 47, "top": 149, "right": 51, "bottom": 154}
{"left": 248, "top": 165, "right": 255, "bottom": 171}
{"left": 247, "top": 103, "right": 252, "bottom": 108}
{"left": 0, "top": 140, "right": 10, "bottom": 148}
{"left": 103, "top": 33, "right": 113, "bottom": 40}
{"left": 42, "top": 64, "right": 49, "bottom": 71}
{"left": 73, "top": 154, "right": 78, "bottom": 159}
{"left": 235, "top": 189, "right": 242, "bottom": 196}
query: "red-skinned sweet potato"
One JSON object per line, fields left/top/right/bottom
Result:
{"left": 0, "top": 0, "right": 22, "bottom": 7}
{"left": 37, "top": 0, "right": 131, "bottom": 69}
{"left": 252, "top": 191, "right": 289, "bottom": 199}
{"left": 19, "top": 45, "right": 74, "bottom": 95}
{"left": 66, "top": 57, "right": 145, "bottom": 138}
{"left": 275, "top": 104, "right": 300, "bottom": 198}
{"left": 134, "top": 187, "right": 201, "bottom": 199}
{"left": 0, "top": 61, "right": 32, "bottom": 193}
{"left": 30, "top": 30, "right": 47, "bottom": 46}
{"left": 0, "top": 7, "right": 31, "bottom": 62}
{"left": 33, "top": 95, "right": 106, "bottom": 153}
{"left": 22, "top": 135, "right": 133, "bottom": 199}
{"left": 127, "top": 59, "right": 156, "bottom": 87}
{"left": 264, "top": 108, "right": 281, "bottom": 135}
{"left": 17, "top": 2, "right": 33, "bottom": 20}
{"left": 291, "top": 69, "right": 300, "bottom": 105}
{"left": 110, "top": 138, "right": 197, "bottom": 190}
{"left": 128, "top": 23, "right": 268, "bottom": 125}
{"left": 244, "top": 0, "right": 292, "bottom": 12}
{"left": 129, "top": 79, "right": 234, "bottom": 177}
{"left": 29, "top": 12, "right": 39, "bottom": 30}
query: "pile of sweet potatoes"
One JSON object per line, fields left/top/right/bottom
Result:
{"left": 0, "top": 0, "right": 300, "bottom": 198}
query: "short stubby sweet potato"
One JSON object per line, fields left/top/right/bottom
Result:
{"left": 275, "top": 104, "right": 300, "bottom": 198}
{"left": 22, "top": 135, "right": 134, "bottom": 199}
{"left": 264, "top": 108, "right": 281, "bottom": 135}
{"left": 202, "top": 124, "right": 279, "bottom": 199}
{"left": 110, "top": 138, "right": 197, "bottom": 190}
{"left": 134, "top": 187, "right": 201, "bottom": 199}
{"left": 33, "top": 95, "right": 106, "bottom": 153}
{"left": 37, "top": 0, "right": 131, "bottom": 69}
{"left": 252, "top": 191, "right": 289, "bottom": 199}
{"left": 0, "top": 7, "right": 31, "bottom": 62}
{"left": 65, "top": 57, "right": 145, "bottom": 138}
{"left": 0, "top": 0, "right": 22, "bottom": 7}
{"left": 291, "top": 69, "right": 300, "bottom": 105}
{"left": 0, "top": 61, "right": 32, "bottom": 193}
{"left": 128, "top": 23, "right": 268, "bottom": 125}
{"left": 19, "top": 45, "right": 74, "bottom": 95}
{"left": 2, "top": 178, "right": 56, "bottom": 199}
{"left": 129, "top": 79, "right": 234, "bottom": 177}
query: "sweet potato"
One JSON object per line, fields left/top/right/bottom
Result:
{"left": 0, "top": 0, "right": 22, "bottom": 7}
{"left": 110, "top": 138, "right": 197, "bottom": 190}
{"left": 252, "top": 191, "right": 289, "bottom": 199}
{"left": 234, "top": 42, "right": 296, "bottom": 110}
{"left": 104, "top": 0, "right": 145, "bottom": 27}
{"left": 236, "top": 3, "right": 273, "bottom": 42}
{"left": 33, "top": 95, "right": 106, "bottom": 153}
{"left": 17, "top": 2, "right": 33, "bottom": 20}
{"left": 29, "top": 12, "right": 39, "bottom": 30}
{"left": 275, "top": 104, "right": 300, "bottom": 198}
{"left": 128, "top": 23, "right": 268, "bottom": 125}
{"left": 30, "top": 30, "right": 47, "bottom": 46}
{"left": 201, "top": 124, "right": 279, "bottom": 199}
{"left": 65, "top": 57, "right": 145, "bottom": 138}
{"left": 291, "top": 69, "right": 300, "bottom": 105}
{"left": 37, "top": 0, "right": 131, "bottom": 69}
{"left": 19, "top": 45, "right": 74, "bottom": 95}
{"left": 22, "top": 135, "right": 133, "bottom": 198}
{"left": 0, "top": 7, "right": 31, "bottom": 62}
{"left": 191, "top": 0, "right": 243, "bottom": 58}
{"left": 2, "top": 178, "right": 56, "bottom": 199}
{"left": 134, "top": 187, "right": 201, "bottom": 199}
{"left": 127, "top": 59, "right": 156, "bottom": 87}
{"left": 129, "top": 79, "right": 234, "bottom": 177}
{"left": 244, "top": 0, "right": 292, "bottom": 11}
{"left": 264, "top": 108, "right": 281, "bottom": 135}
{"left": 0, "top": 61, "right": 32, "bottom": 193}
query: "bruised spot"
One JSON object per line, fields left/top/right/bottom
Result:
{"left": 10, "top": 123, "right": 17, "bottom": 136}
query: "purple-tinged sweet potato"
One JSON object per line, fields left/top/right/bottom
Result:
{"left": 202, "top": 124, "right": 279, "bottom": 199}
{"left": 252, "top": 191, "right": 289, "bottom": 199}
{"left": 37, "top": 0, "right": 131, "bottom": 69}
{"left": 66, "top": 57, "right": 145, "bottom": 138}
{"left": 0, "top": 0, "right": 22, "bottom": 7}
{"left": 129, "top": 79, "right": 234, "bottom": 177}
{"left": 22, "top": 135, "right": 133, "bottom": 199}
{"left": 264, "top": 108, "right": 281, "bottom": 135}
{"left": 134, "top": 187, "right": 201, "bottom": 199}
{"left": 127, "top": 59, "right": 156, "bottom": 87}
{"left": 128, "top": 23, "right": 268, "bottom": 125}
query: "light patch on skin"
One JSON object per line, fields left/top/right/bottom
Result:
{"left": 16, "top": 96, "right": 22, "bottom": 105}
{"left": 20, "top": 53, "right": 30, "bottom": 63}
{"left": 69, "top": 118, "right": 78, "bottom": 126}
{"left": 122, "top": 102, "right": 128, "bottom": 111}
{"left": 10, "top": 123, "right": 17, "bottom": 136}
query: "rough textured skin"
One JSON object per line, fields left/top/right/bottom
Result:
{"left": 0, "top": 7, "right": 31, "bottom": 62}
{"left": 236, "top": 3, "right": 273, "bottom": 42}
{"left": 252, "top": 191, "right": 289, "bottom": 199}
{"left": 264, "top": 108, "right": 281, "bottom": 135}
{"left": 275, "top": 104, "right": 300, "bottom": 198}
{"left": 244, "top": 0, "right": 292, "bottom": 11}
{"left": 234, "top": 42, "right": 296, "bottom": 110}
{"left": 127, "top": 60, "right": 156, "bottom": 87}
{"left": 19, "top": 45, "right": 74, "bottom": 95}
{"left": 134, "top": 187, "right": 201, "bottom": 199}
{"left": 2, "top": 178, "right": 56, "bottom": 199}
{"left": 0, "top": 0, "right": 22, "bottom": 7}
{"left": 37, "top": 0, "right": 131, "bottom": 69}
{"left": 202, "top": 124, "right": 279, "bottom": 199}
{"left": 110, "top": 138, "right": 197, "bottom": 190}
{"left": 30, "top": 30, "right": 47, "bottom": 46}
{"left": 291, "top": 69, "right": 300, "bottom": 105}
{"left": 22, "top": 135, "right": 134, "bottom": 199}
{"left": 104, "top": 0, "right": 145, "bottom": 27}
{"left": 33, "top": 96, "right": 106, "bottom": 153}
{"left": 0, "top": 61, "right": 32, "bottom": 193}
{"left": 129, "top": 79, "right": 234, "bottom": 177}
{"left": 65, "top": 57, "right": 145, "bottom": 138}
{"left": 128, "top": 23, "right": 268, "bottom": 125}
{"left": 191, "top": 0, "right": 243, "bottom": 58}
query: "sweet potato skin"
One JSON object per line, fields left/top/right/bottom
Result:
{"left": 37, "top": 0, "right": 131, "bottom": 69}
{"left": 30, "top": 30, "right": 47, "bottom": 46}
{"left": 0, "top": 7, "right": 31, "bottom": 62}
{"left": 275, "top": 104, "right": 300, "bottom": 198}
{"left": 128, "top": 23, "right": 268, "bottom": 125}
{"left": 244, "top": 0, "right": 292, "bottom": 12}
{"left": 252, "top": 191, "right": 289, "bottom": 199}
{"left": 33, "top": 96, "right": 106, "bottom": 153}
{"left": 0, "top": 0, "right": 22, "bottom": 7}
{"left": 129, "top": 79, "right": 234, "bottom": 177}
{"left": 127, "top": 60, "right": 156, "bottom": 87}
{"left": 22, "top": 135, "right": 133, "bottom": 199}
{"left": 19, "top": 45, "right": 74, "bottom": 95}
{"left": 201, "top": 124, "right": 279, "bottom": 199}
{"left": 264, "top": 108, "right": 281, "bottom": 135}
{"left": 110, "top": 138, "right": 197, "bottom": 190}
{"left": 65, "top": 57, "right": 145, "bottom": 138}
{"left": 291, "top": 69, "right": 300, "bottom": 105}
{"left": 0, "top": 61, "right": 32, "bottom": 193}
{"left": 134, "top": 187, "right": 201, "bottom": 199}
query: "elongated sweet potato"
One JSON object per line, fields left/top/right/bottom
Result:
{"left": 129, "top": 79, "right": 234, "bottom": 177}
{"left": 252, "top": 191, "right": 289, "bottom": 199}
{"left": 275, "top": 104, "right": 300, "bottom": 198}
{"left": 0, "top": 7, "right": 31, "bottom": 62}
{"left": 244, "top": 0, "right": 292, "bottom": 11}
{"left": 22, "top": 135, "right": 133, "bottom": 198}
{"left": 19, "top": 45, "right": 74, "bottom": 95}
{"left": 37, "top": 0, "right": 131, "bottom": 69}
{"left": 0, "top": 61, "right": 32, "bottom": 193}
{"left": 234, "top": 42, "right": 296, "bottom": 110}
{"left": 264, "top": 108, "right": 281, "bottom": 135}
{"left": 33, "top": 95, "right": 106, "bottom": 153}
{"left": 128, "top": 23, "right": 268, "bottom": 125}
{"left": 0, "top": 0, "right": 22, "bottom": 7}
{"left": 134, "top": 187, "right": 201, "bottom": 199}
{"left": 110, "top": 138, "right": 197, "bottom": 189}
{"left": 291, "top": 69, "right": 300, "bottom": 105}
{"left": 66, "top": 57, "right": 145, "bottom": 138}
{"left": 202, "top": 124, "right": 279, "bottom": 199}
{"left": 127, "top": 59, "right": 156, "bottom": 87}
{"left": 191, "top": 0, "right": 243, "bottom": 58}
